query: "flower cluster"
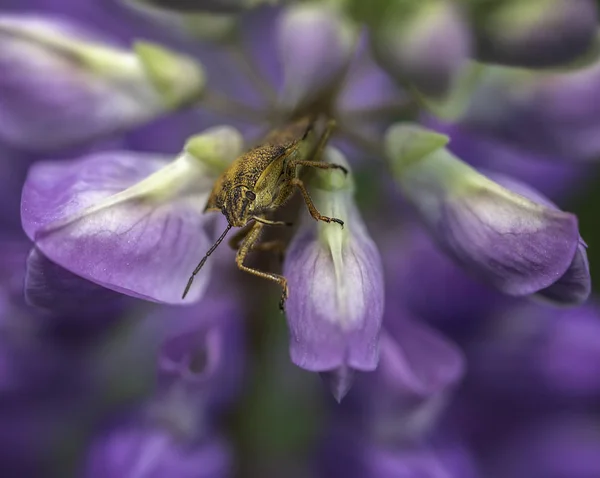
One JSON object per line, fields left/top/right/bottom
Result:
{"left": 1, "top": 0, "right": 600, "bottom": 476}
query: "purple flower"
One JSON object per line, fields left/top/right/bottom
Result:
{"left": 319, "top": 424, "right": 477, "bottom": 478}
{"left": 470, "top": 0, "right": 598, "bottom": 68}
{"left": 85, "top": 428, "right": 231, "bottom": 478}
{"left": 0, "top": 15, "right": 205, "bottom": 151}
{"left": 385, "top": 123, "right": 590, "bottom": 304}
{"left": 0, "top": 303, "right": 160, "bottom": 476}
{"left": 83, "top": 278, "right": 244, "bottom": 478}
{"left": 427, "top": 119, "right": 591, "bottom": 198}
{"left": 380, "top": 226, "right": 506, "bottom": 336}
{"left": 283, "top": 149, "right": 384, "bottom": 385}
{"left": 277, "top": 3, "right": 358, "bottom": 111}
{"left": 2, "top": 0, "right": 600, "bottom": 476}
{"left": 156, "top": 283, "right": 245, "bottom": 411}
{"left": 21, "top": 126, "right": 243, "bottom": 304}
{"left": 370, "top": 0, "right": 471, "bottom": 97}
{"left": 460, "top": 60, "right": 600, "bottom": 161}
{"left": 484, "top": 415, "right": 600, "bottom": 478}
{"left": 469, "top": 301, "right": 600, "bottom": 401}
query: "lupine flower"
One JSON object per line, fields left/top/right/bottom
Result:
{"left": 385, "top": 123, "right": 590, "bottom": 305}
{"left": 21, "top": 126, "right": 243, "bottom": 304}
{"left": 370, "top": 0, "right": 471, "bottom": 97}
{"left": 283, "top": 148, "right": 384, "bottom": 395}
{"left": 2, "top": 0, "right": 600, "bottom": 476}
{"left": 0, "top": 15, "right": 205, "bottom": 151}
{"left": 85, "top": 282, "right": 243, "bottom": 478}
{"left": 460, "top": 59, "right": 600, "bottom": 161}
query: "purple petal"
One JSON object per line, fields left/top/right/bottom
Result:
{"left": 25, "top": 247, "right": 137, "bottom": 319}
{"left": 0, "top": 312, "right": 160, "bottom": 476}
{"left": 277, "top": 3, "right": 357, "bottom": 111}
{"left": 461, "top": 62, "right": 600, "bottom": 161}
{"left": 22, "top": 151, "right": 215, "bottom": 304}
{"left": 437, "top": 183, "right": 579, "bottom": 297}
{"left": 378, "top": 321, "right": 465, "bottom": 398}
{"left": 156, "top": 285, "right": 245, "bottom": 407}
{"left": 386, "top": 126, "right": 582, "bottom": 299}
{"left": 486, "top": 416, "right": 600, "bottom": 478}
{"left": 319, "top": 427, "right": 477, "bottom": 478}
{"left": 321, "top": 366, "right": 356, "bottom": 403}
{"left": 472, "top": 0, "right": 598, "bottom": 68}
{"left": 427, "top": 119, "right": 591, "bottom": 198}
{"left": 380, "top": 226, "right": 505, "bottom": 335}
{"left": 486, "top": 171, "right": 591, "bottom": 305}
{"left": 0, "top": 15, "right": 164, "bottom": 151}
{"left": 85, "top": 428, "right": 231, "bottom": 478}
{"left": 536, "top": 240, "right": 590, "bottom": 305}
{"left": 371, "top": 1, "right": 471, "bottom": 96}
{"left": 470, "top": 302, "right": 600, "bottom": 400}
{"left": 284, "top": 202, "right": 384, "bottom": 372}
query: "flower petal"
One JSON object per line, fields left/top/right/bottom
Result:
{"left": 471, "top": 302, "right": 600, "bottom": 400}
{"left": 85, "top": 429, "right": 231, "bottom": 478}
{"left": 320, "top": 366, "right": 355, "bottom": 403}
{"left": 378, "top": 320, "right": 465, "bottom": 398}
{"left": 284, "top": 215, "right": 384, "bottom": 371}
{"left": 461, "top": 63, "right": 600, "bottom": 161}
{"left": 386, "top": 124, "right": 581, "bottom": 298}
{"left": 21, "top": 150, "right": 215, "bottom": 304}
{"left": 371, "top": 0, "right": 471, "bottom": 97}
{"left": 277, "top": 4, "right": 358, "bottom": 111}
{"left": 25, "top": 247, "right": 137, "bottom": 319}
{"left": 284, "top": 150, "right": 384, "bottom": 372}
{"left": 0, "top": 15, "right": 203, "bottom": 151}
{"left": 471, "top": 0, "right": 598, "bottom": 68}
{"left": 156, "top": 282, "right": 245, "bottom": 407}
{"left": 486, "top": 171, "right": 591, "bottom": 305}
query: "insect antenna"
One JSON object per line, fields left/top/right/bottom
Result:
{"left": 182, "top": 223, "right": 233, "bottom": 299}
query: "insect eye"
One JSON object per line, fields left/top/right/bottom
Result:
{"left": 245, "top": 191, "right": 256, "bottom": 201}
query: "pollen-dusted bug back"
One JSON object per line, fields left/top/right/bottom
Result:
{"left": 182, "top": 116, "right": 348, "bottom": 309}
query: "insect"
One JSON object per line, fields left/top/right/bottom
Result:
{"left": 182, "top": 115, "right": 347, "bottom": 309}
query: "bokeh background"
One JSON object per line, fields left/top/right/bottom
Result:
{"left": 2, "top": 1, "right": 600, "bottom": 477}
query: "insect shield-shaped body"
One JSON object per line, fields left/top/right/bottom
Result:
{"left": 204, "top": 116, "right": 315, "bottom": 226}
{"left": 183, "top": 116, "right": 347, "bottom": 309}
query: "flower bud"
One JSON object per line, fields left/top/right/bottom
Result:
{"left": 283, "top": 148, "right": 384, "bottom": 384}
{"left": 0, "top": 15, "right": 205, "bottom": 151}
{"left": 385, "top": 123, "right": 589, "bottom": 303}
{"left": 471, "top": 0, "right": 598, "bottom": 68}
{"left": 370, "top": 0, "right": 471, "bottom": 97}
{"left": 21, "top": 126, "right": 243, "bottom": 304}
{"left": 134, "top": 41, "right": 205, "bottom": 108}
{"left": 461, "top": 63, "right": 600, "bottom": 161}
{"left": 277, "top": 4, "right": 358, "bottom": 112}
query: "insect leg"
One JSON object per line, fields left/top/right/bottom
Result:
{"left": 289, "top": 160, "right": 348, "bottom": 175}
{"left": 228, "top": 222, "right": 254, "bottom": 250}
{"left": 229, "top": 222, "right": 286, "bottom": 262}
{"left": 311, "top": 118, "right": 336, "bottom": 162}
{"left": 236, "top": 221, "right": 289, "bottom": 310}
{"left": 252, "top": 240, "right": 286, "bottom": 263}
{"left": 287, "top": 120, "right": 347, "bottom": 175}
{"left": 290, "top": 177, "right": 344, "bottom": 228}
{"left": 252, "top": 216, "right": 293, "bottom": 227}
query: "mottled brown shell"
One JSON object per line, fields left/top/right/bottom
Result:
{"left": 204, "top": 116, "right": 314, "bottom": 214}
